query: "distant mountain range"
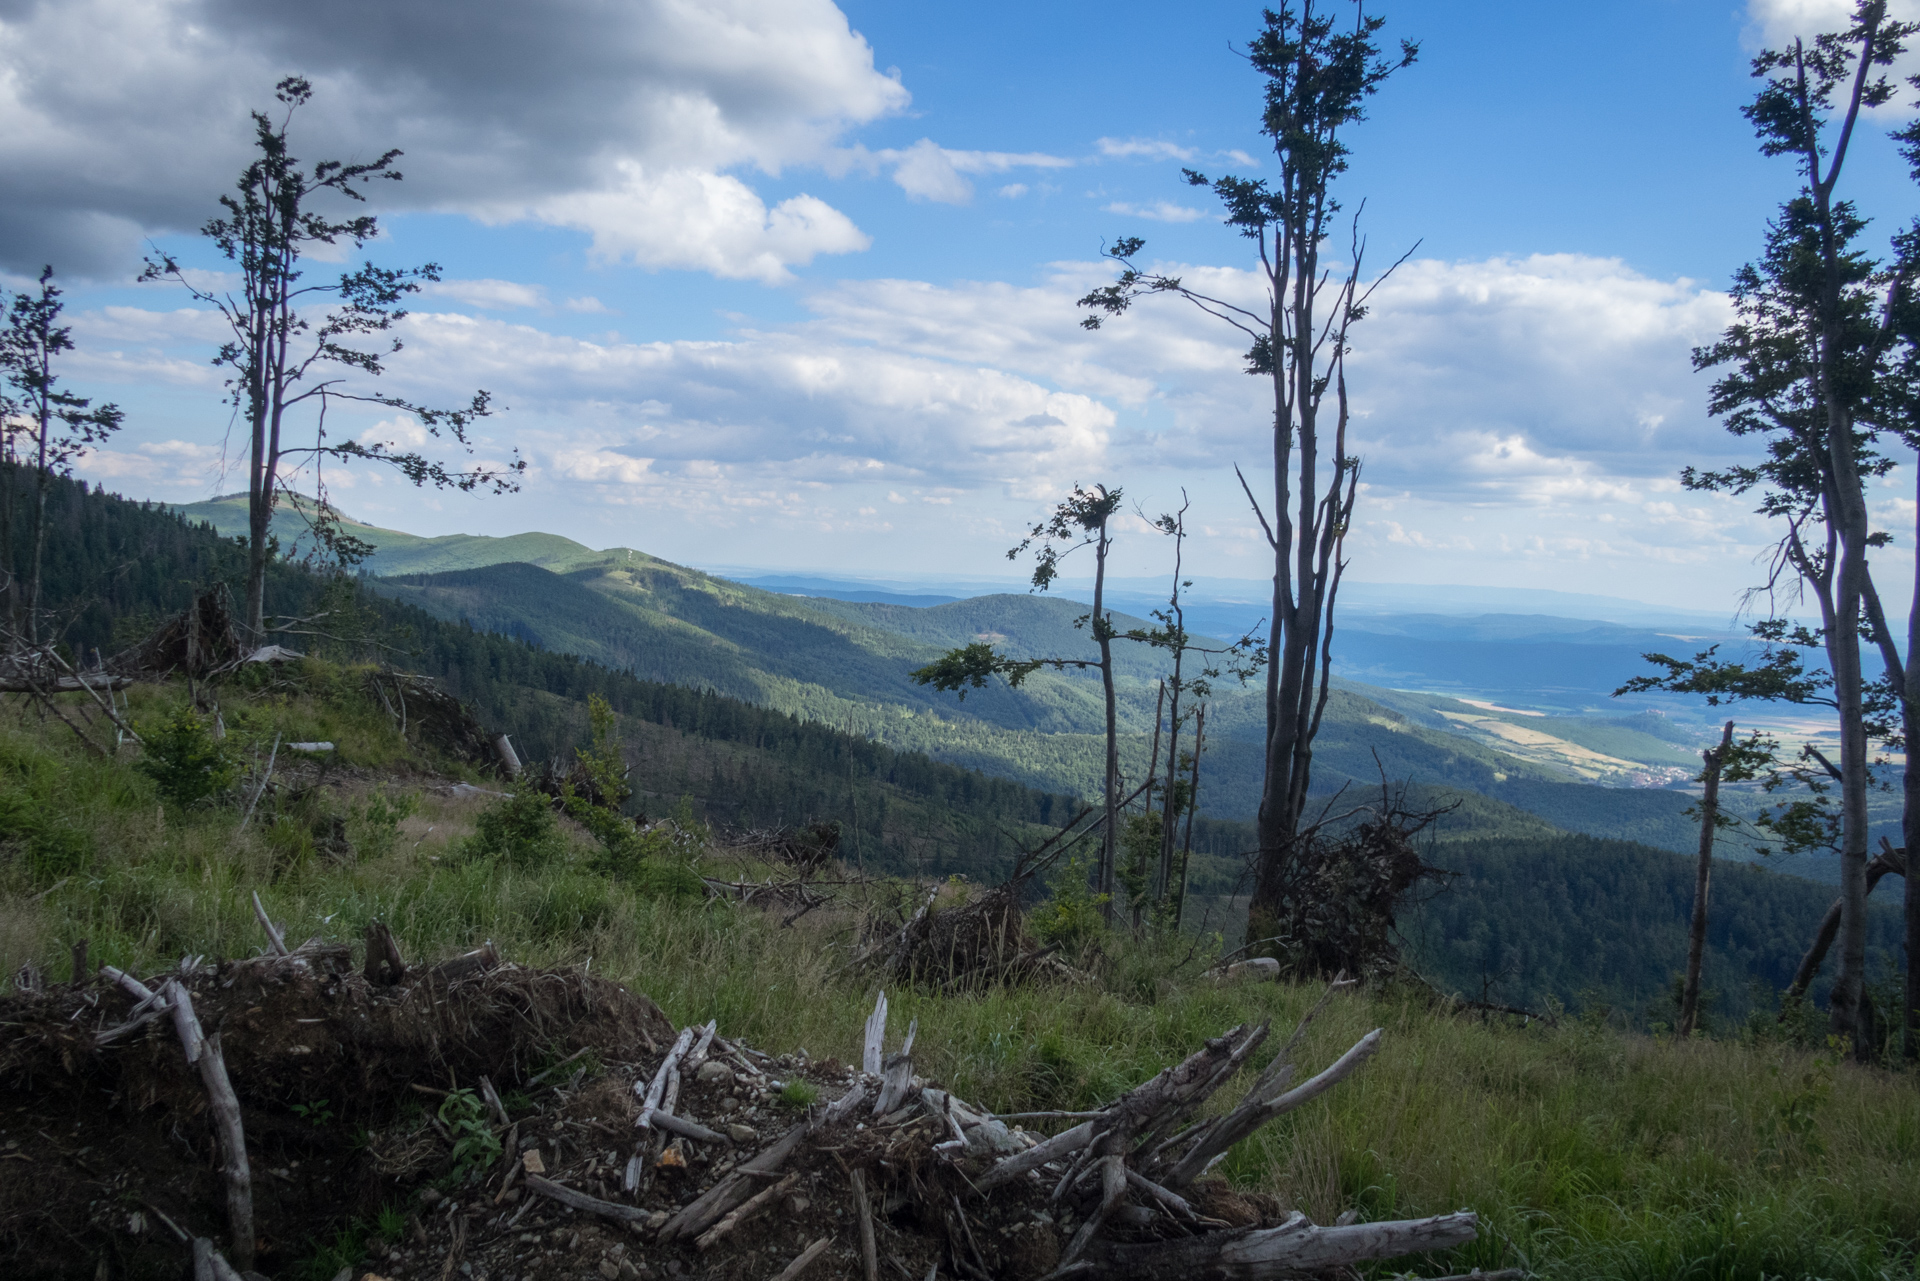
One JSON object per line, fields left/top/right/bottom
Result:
{"left": 172, "top": 494, "right": 1876, "bottom": 882}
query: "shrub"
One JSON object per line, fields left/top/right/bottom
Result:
{"left": 1028, "top": 853, "right": 1108, "bottom": 961}
{"left": 460, "top": 791, "right": 568, "bottom": 868}
{"left": 135, "top": 707, "right": 239, "bottom": 807}
{"left": 0, "top": 788, "right": 90, "bottom": 883}
{"left": 349, "top": 790, "right": 418, "bottom": 862}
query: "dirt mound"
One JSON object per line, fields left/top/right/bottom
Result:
{"left": 0, "top": 948, "right": 1496, "bottom": 1281}
{"left": 0, "top": 950, "right": 669, "bottom": 1279}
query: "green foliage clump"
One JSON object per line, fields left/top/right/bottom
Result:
{"left": 349, "top": 789, "right": 418, "bottom": 862}
{"left": 135, "top": 707, "right": 239, "bottom": 807}
{"left": 1029, "top": 853, "right": 1108, "bottom": 960}
{"left": 777, "top": 1079, "right": 819, "bottom": 1109}
{"left": 558, "top": 699, "right": 702, "bottom": 900}
{"left": 437, "top": 1088, "right": 502, "bottom": 1182}
{"left": 460, "top": 791, "right": 568, "bottom": 868}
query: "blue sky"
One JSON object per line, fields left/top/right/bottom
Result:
{"left": 4, "top": 0, "right": 1919, "bottom": 612}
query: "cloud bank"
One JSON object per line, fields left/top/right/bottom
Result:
{"left": 0, "top": 0, "right": 909, "bottom": 280}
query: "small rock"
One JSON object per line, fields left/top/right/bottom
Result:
{"left": 618, "top": 1263, "right": 641, "bottom": 1281}
{"left": 418, "top": 1189, "right": 444, "bottom": 1206}
{"left": 717, "top": 1097, "right": 739, "bottom": 1113}
{"left": 644, "top": 1210, "right": 670, "bottom": 1233}
{"left": 694, "top": 1061, "right": 733, "bottom": 1086}
{"left": 725, "top": 1123, "right": 757, "bottom": 1143}
{"left": 599, "top": 1262, "right": 621, "bottom": 1280}
{"left": 786, "top": 1196, "right": 810, "bottom": 1217}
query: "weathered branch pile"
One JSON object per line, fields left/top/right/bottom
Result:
{"left": 728, "top": 821, "right": 843, "bottom": 874}
{"left": 856, "top": 879, "right": 1071, "bottom": 992}
{"left": 0, "top": 920, "right": 1509, "bottom": 1281}
{"left": 1261, "top": 809, "right": 1444, "bottom": 981}
{"left": 363, "top": 669, "right": 499, "bottom": 767}
{"left": 104, "top": 584, "right": 247, "bottom": 678}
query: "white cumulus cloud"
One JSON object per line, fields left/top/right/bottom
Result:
{"left": 0, "top": 0, "right": 908, "bottom": 279}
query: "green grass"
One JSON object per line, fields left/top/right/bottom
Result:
{"left": 1, "top": 670, "right": 1918, "bottom": 1279}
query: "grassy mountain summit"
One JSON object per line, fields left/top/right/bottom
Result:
{"left": 174, "top": 492, "right": 624, "bottom": 576}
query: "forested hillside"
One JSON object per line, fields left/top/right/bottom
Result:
{"left": 1402, "top": 835, "right": 1903, "bottom": 1023}
{"left": 6, "top": 472, "right": 1860, "bottom": 1020}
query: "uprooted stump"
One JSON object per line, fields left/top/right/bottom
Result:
{"left": 859, "top": 879, "right": 1076, "bottom": 992}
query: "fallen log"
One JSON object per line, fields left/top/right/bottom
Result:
{"left": 523, "top": 1173, "right": 650, "bottom": 1223}
{"left": 163, "top": 979, "right": 254, "bottom": 1271}
{"left": 1092, "top": 1210, "right": 1481, "bottom": 1279}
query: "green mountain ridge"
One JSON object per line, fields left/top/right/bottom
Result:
{"left": 176, "top": 494, "right": 1842, "bottom": 869}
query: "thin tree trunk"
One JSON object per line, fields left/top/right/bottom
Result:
{"left": 1092, "top": 521, "right": 1119, "bottom": 923}
{"left": 25, "top": 342, "right": 51, "bottom": 645}
{"left": 1678, "top": 720, "right": 1734, "bottom": 1037}
{"left": 1803, "top": 20, "right": 1882, "bottom": 1054}
{"left": 1880, "top": 457, "right": 1920, "bottom": 1059}
{"left": 1135, "top": 680, "right": 1165, "bottom": 929}
{"left": 1826, "top": 429, "right": 1872, "bottom": 1052}
{"left": 1175, "top": 706, "right": 1205, "bottom": 931}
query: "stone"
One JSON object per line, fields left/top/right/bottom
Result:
{"left": 599, "top": 1261, "right": 621, "bottom": 1280}
{"left": 694, "top": 1061, "right": 733, "bottom": 1085}
{"left": 726, "top": 1123, "right": 757, "bottom": 1143}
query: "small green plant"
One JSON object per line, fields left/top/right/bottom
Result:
{"left": 374, "top": 1203, "right": 407, "bottom": 1242}
{"left": 777, "top": 1079, "right": 819, "bottom": 1109}
{"left": 134, "top": 706, "right": 239, "bottom": 807}
{"left": 1761, "top": 1045, "right": 1837, "bottom": 1167}
{"left": 290, "top": 1098, "right": 334, "bottom": 1127}
{"left": 1029, "top": 853, "right": 1109, "bottom": 960}
{"left": 291, "top": 1219, "right": 371, "bottom": 1281}
{"left": 460, "top": 791, "right": 568, "bottom": 868}
{"left": 349, "top": 789, "right": 418, "bottom": 862}
{"left": 575, "top": 693, "right": 632, "bottom": 810}
{"left": 438, "top": 1088, "right": 502, "bottom": 1180}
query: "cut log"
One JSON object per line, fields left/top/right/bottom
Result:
{"left": 772, "top": 1237, "right": 835, "bottom": 1281}
{"left": 683, "top": 1019, "right": 719, "bottom": 1075}
{"left": 649, "top": 1111, "right": 730, "bottom": 1146}
{"left": 973, "top": 1121, "right": 1093, "bottom": 1191}
{"left": 863, "top": 990, "right": 889, "bottom": 1075}
{"left": 0, "top": 673, "right": 132, "bottom": 693}
{"left": 1092, "top": 1210, "right": 1481, "bottom": 1279}
{"left": 163, "top": 981, "right": 253, "bottom": 1271}
{"left": 250, "top": 891, "right": 288, "bottom": 956}
{"left": 363, "top": 919, "right": 407, "bottom": 986}
{"left": 522, "top": 1174, "right": 649, "bottom": 1223}
{"left": 660, "top": 1122, "right": 810, "bottom": 1241}
{"left": 429, "top": 941, "right": 501, "bottom": 982}
{"left": 851, "top": 1168, "right": 879, "bottom": 1281}
{"left": 696, "top": 1171, "right": 799, "bottom": 1250}
{"left": 637, "top": 1026, "right": 696, "bottom": 1128}
{"left": 224, "top": 940, "right": 352, "bottom": 981}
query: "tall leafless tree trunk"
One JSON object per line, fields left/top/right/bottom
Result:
{"left": 1078, "top": 5, "right": 1417, "bottom": 946}
{"left": 1679, "top": 721, "right": 1735, "bottom": 1038}
{"left": 1088, "top": 515, "right": 1120, "bottom": 921}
